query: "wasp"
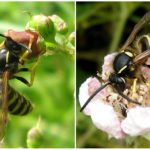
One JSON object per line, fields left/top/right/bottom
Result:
{"left": 0, "top": 29, "right": 45, "bottom": 140}
{"left": 80, "top": 11, "right": 150, "bottom": 114}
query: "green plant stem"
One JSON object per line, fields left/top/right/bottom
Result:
{"left": 77, "top": 125, "right": 96, "bottom": 148}
{"left": 108, "top": 2, "right": 141, "bottom": 53}
{"left": 46, "top": 42, "right": 74, "bottom": 60}
{"left": 108, "top": 3, "right": 129, "bottom": 53}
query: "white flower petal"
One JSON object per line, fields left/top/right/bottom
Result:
{"left": 121, "top": 106, "right": 150, "bottom": 137}
{"left": 90, "top": 100, "right": 125, "bottom": 139}
{"left": 146, "top": 57, "right": 150, "bottom": 65}
{"left": 78, "top": 77, "right": 99, "bottom": 115}
{"left": 79, "top": 77, "right": 104, "bottom": 115}
{"left": 102, "top": 53, "right": 117, "bottom": 81}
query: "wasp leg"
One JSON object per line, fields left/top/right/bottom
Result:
{"left": 12, "top": 75, "right": 30, "bottom": 86}
{"left": 17, "top": 34, "right": 38, "bottom": 87}
{"left": 14, "top": 68, "right": 32, "bottom": 87}
{"left": 28, "top": 56, "right": 40, "bottom": 86}
{"left": 0, "top": 41, "right": 4, "bottom": 47}
{"left": 19, "top": 51, "right": 29, "bottom": 64}
{"left": 119, "top": 103, "right": 128, "bottom": 118}
{"left": 115, "top": 87, "right": 141, "bottom": 105}
{"left": 19, "top": 35, "right": 34, "bottom": 64}
{"left": 18, "top": 68, "right": 29, "bottom": 72}
{"left": 17, "top": 57, "right": 40, "bottom": 87}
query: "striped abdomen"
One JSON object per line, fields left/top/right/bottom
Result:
{"left": 7, "top": 86, "right": 33, "bottom": 115}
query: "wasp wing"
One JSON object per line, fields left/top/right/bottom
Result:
{"left": 133, "top": 49, "right": 150, "bottom": 64}
{"left": 120, "top": 11, "right": 150, "bottom": 51}
{"left": 0, "top": 71, "right": 10, "bottom": 141}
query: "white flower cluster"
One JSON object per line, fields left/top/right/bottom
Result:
{"left": 79, "top": 53, "right": 150, "bottom": 140}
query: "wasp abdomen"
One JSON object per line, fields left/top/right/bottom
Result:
{"left": 7, "top": 87, "right": 33, "bottom": 115}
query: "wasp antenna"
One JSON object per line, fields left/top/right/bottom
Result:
{"left": 80, "top": 82, "right": 111, "bottom": 112}
{"left": 19, "top": 43, "right": 32, "bottom": 53}
{"left": 133, "top": 49, "right": 150, "bottom": 64}
{"left": 23, "top": 11, "right": 33, "bottom": 19}
{"left": 120, "top": 11, "right": 150, "bottom": 51}
{"left": 115, "top": 87, "right": 141, "bottom": 105}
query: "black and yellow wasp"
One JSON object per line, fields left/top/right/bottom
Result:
{"left": 0, "top": 31, "right": 40, "bottom": 140}
{"left": 80, "top": 11, "right": 150, "bottom": 114}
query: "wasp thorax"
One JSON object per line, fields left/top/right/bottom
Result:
{"left": 113, "top": 51, "right": 136, "bottom": 77}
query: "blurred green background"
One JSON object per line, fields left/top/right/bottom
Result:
{"left": 0, "top": 2, "right": 74, "bottom": 148}
{"left": 77, "top": 2, "right": 150, "bottom": 148}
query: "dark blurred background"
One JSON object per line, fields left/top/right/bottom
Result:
{"left": 0, "top": 2, "right": 74, "bottom": 148}
{"left": 77, "top": 2, "right": 150, "bottom": 148}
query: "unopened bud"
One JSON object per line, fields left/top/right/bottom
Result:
{"left": 27, "top": 126, "right": 43, "bottom": 148}
{"left": 26, "top": 14, "right": 55, "bottom": 41}
{"left": 49, "top": 15, "right": 68, "bottom": 35}
{"left": 68, "top": 32, "right": 75, "bottom": 45}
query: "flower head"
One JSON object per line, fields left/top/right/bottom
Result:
{"left": 79, "top": 52, "right": 150, "bottom": 140}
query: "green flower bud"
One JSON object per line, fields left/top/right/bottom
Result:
{"left": 27, "top": 126, "right": 43, "bottom": 148}
{"left": 26, "top": 14, "right": 55, "bottom": 42}
{"left": 68, "top": 32, "right": 75, "bottom": 45}
{"left": 49, "top": 15, "right": 68, "bottom": 35}
{"left": 36, "top": 38, "right": 47, "bottom": 55}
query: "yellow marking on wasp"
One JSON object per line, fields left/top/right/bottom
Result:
{"left": 29, "top": 104, "right": 33, "bottom": 112}
{"left": 6, "top": 52, "right": 9, "bottom": 64}
{"left": 143, "top": 35, "right": 150, "bottom": 46}
{"left": 8, "top": 92, "right": 17, "bottom": 107}
{"left": 10, "top": 97, "right": 22, "bottom": 114}
{"left": 121, "top": 77, "right": 126, "bottom": 83}
{"left": 130, "top": 66, "right": 135, "bottom": 71}
{"left": 29, "top": 56, "right": 40, "bottom": 87}
{"left": 125, "top": 51, "right": 133, "bottom": 57}
{"left": 118, "top": 65, "right": 127, "bottom": 74}
{"left": 19, "top": 98, "right": 28, "bottom": 115}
